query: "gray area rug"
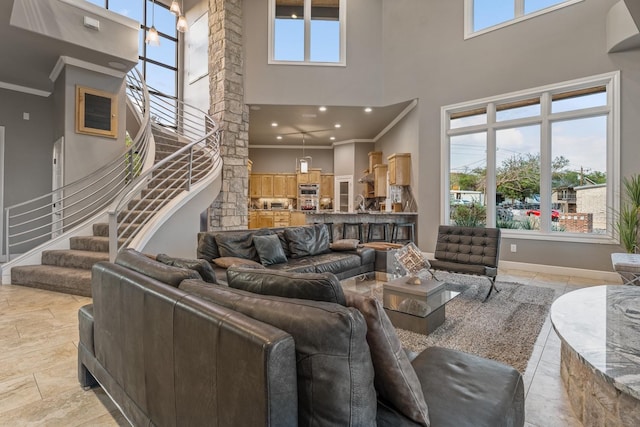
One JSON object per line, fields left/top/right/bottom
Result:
{"left": 395, "top": 273, "right": 556, "bottom": 373}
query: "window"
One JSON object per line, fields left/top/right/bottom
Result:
{"left": 465, "top": 0, "right": 584, "bottom": 38}
{"left": 91, "top": 0, "right": 179, "bottom": 126}
{"left": 269, "top": 0, "right": 346, "bottom": 66}
{"left": 442, "top": 72, "right": 620, "bottom": 243}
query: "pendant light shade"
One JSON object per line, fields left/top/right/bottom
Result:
{"left": 145, "top": 0, "right": 160, "bottom": 46}
{"left": 169, "top": 0, "right": 181, "bottom": 16}
{"left": 176, "top": 14, "right": 188, "bottom": 32}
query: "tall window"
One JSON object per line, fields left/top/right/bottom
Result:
{"left": 269, "top": 0, "right": 346, "bottom": 65}
{"left": 87, "top": 0, "right": 179, "bottom": 125}
{"left": 465, "top": 0, "right": 583, "bottom": 38}
{"left": 442, "top": 72, "right": 620, "bottom": 242}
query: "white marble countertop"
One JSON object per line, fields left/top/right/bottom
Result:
{"left": 550, "top": 285, "right": 640, "bottom": 400}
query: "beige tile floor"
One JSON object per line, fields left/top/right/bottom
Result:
{"left": 0, "top": 269, "right": 621, "bottom": 426}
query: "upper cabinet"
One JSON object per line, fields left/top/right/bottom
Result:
{"left": 298, "top": 169, "right": 321, "bottom": 185}
{"left": 374, "top": 164, "right": 388, "bottom": 197}
{"left": 261, "top": 174, "right": 274, "bottom": 197}
{"left": 388, "top": 153, "right": 411, "bottom": 186}
{"left": 250, "top": 174, "right": 262, "bottom": 197}
{"left": 273, "top": 175, "right": 287, "bottom": 197}
{"left": 286, "top": 174, "right": 298, "bottom": 198}
{"left": 320, "top": 174, "right": 334, "bottom": 199}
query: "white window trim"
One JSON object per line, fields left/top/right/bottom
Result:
{"left": 464, "top": 0, "right": 584, "bottom": 40}
{"left": 440, "top": 71, "right": 621, "bottom": 244}
{"left": 268, "top": 0, "right": 347, "bottom": 67}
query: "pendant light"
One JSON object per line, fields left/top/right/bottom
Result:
{"left": 298, "top": 132, "right": 312, "bottom": 173}
{"left": 145, "top": 0, "right": 160, "bottom": 46}
{"left": 176, "top": 0, "right": 188, "bottom": 32}
{"left": 169, "top": 0, "right": 181, "bottom": 16}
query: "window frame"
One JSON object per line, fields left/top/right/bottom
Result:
{"left": 464, "top": 0, "right": 584, "bottom": 39}
{"left": 440, "top": 71, "right": 621, "bottom": 244}
{"left": 268, "top": 0, "right": 347, "bottom": 67}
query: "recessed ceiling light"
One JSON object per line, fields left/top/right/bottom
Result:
{"left": 319, "top": 106, "right": 327, "bottom": 112}
{"left": 271, "top": 122, "right": 278, "bottom": 127}
{"left": 334, "top": 123, "right": 341, "bottom": 128}
{"left": 364, "top": 107, "right": 373, "bottom": 113}
{"left": 276, "top": 136, "right": 283, "bottom": 140}
{"left": 291, "top": 13, "right": 297, "bottom": 19}
{"left": 330, "top": 136, "right": 336, "bottom": 141}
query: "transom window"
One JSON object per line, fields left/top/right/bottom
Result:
{"left": 442, "top": 72, "right": 620, "bottom": 243}
{"left": 465, "top": 0, "right": 584, "bottom": 38}
{"left": 268, "top": 0, "right": 346, "bottom": 66}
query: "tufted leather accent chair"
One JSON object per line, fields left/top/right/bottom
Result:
{"left": 429, "top": 225, "right": 501, "bottom": 301}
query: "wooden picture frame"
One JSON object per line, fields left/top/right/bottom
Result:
{"left": 76, "top": 86, "right": 118, "bottom": 138}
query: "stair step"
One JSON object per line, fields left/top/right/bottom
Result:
{"left": 42, "top": 249, "right": 109, "bottom": 270}
{"left": 127, "top": 198, "right": 170, "bottom": 211}
{"left": 11, "top": 265, "right": 92, "bottom": 297}
{"left": 117, "top": 209, "right": 155, "bottom": 223}
{"left": 70, "top": 236, "right": 111, "bottom": 252}
{"left": 93, "top": 222, "right": 141, "bottom": 237}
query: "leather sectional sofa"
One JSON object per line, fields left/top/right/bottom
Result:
{"left": 196, "top": 224, "right": 375, "bottom": 283}
{"left": 79, "top": 248, "right": 525, "bottom": 426}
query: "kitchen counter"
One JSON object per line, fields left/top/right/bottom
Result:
{"left": 303, "top": 211, "right": 418, "bottom": 215}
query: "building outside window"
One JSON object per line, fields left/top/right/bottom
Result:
{"left": 87, "top": 0, "right": 179, "bottom": 126}
{"left": 442, "top": 71, "right": 620, "bottom": 243}
{"left": 465, "top": 0, "right": 584, "bottom": 38}
{"left": 269, "top": 0, "right": 346, "bottom": 66}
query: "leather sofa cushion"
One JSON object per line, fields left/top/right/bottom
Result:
{"left": 179, "top": 280, "right": 377, "bottom": 427}
{"left": 78, "top": 304, "right": 94, "bottom": 355}
{"left": 284, "top": 224, "right": 331, "bottom": 258}
{"left": 115, "top": 249, "right": 201, "bottom": 287}
{"left": 253, "top": 234, "right": 288, "bottom": 266}
{"left": 265, "top": 257, "right": 317, "bottom": 274}
{"left": 212, "top": 257, "right": 265, "bottom": 269}
{"left": 156, "top": 253, "right": 218, "bottom": 284}
{"left": 429, "top": 259, "right": 497, "bottom": 278}
{"left": 412, "top": 346, "right": 524, "bottom": 427}
{"left": 330, "top": 238, "right": 360, "bottom": 251}
{"left": 227, "top": 267, "right": 346, "bottom": 305}
{"left": 345, "top": 292, "right": 430, "bottom": 426}
{"left": 276, "top": 230, "right": 292, "bottom": 258}
{"left": 310, "top": 252, "right": 362, "bottom": 275}
{"left": 214, "top": 229, "right": 272, "bottom": 261}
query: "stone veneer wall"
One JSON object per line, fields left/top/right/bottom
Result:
{"left": 207, "top": 0, "right": 249, "bottom": 230}
{"left": 560, "top": 342, "right": 640, "bottom": 426}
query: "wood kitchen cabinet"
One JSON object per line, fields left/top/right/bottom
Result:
{"left": 273, "top": 211, "right": 290, "bottom": 227}
{"left": 257, "top": 211, "right": 274, "bottom": 228}
{"left": 250, "top": 174, "right": 262, "bottom": 197}
{"left": 248, "top": 210, "right": 257, "bottom": 229}
{"left": 261, "top": 175, "right": 274, "bottom": 197}
{"left": 297, "top": 169, "right": 321, "bottom": 185}
{"left": 388, "top": 153, "right": 411, "bottom": 185}
{"left": 374, "top": 164, "right": 388, "bottom": 197}
{"left": 290, "top": 212, "right": 307, "bottom": 226}
{"left": 273, "top": 175, "right": 287, "bottom": 197}
{"left": 286, "top": 174, "right": 298, "bottom": 198}
{"left": 368, "top": 151, "right": 382, "bottom": 173}
{"left": 320, "top": 174, "right": 334, "bottom": 199}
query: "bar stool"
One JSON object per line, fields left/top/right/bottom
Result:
{"left": 367, "top": 222, "right": 391, "bottom": 242}
{"left": 342, "top": 222, "right": 364, "bottom": 242}
{"left": 391, "top": 222, "right": 415, "bottom": 244}
{"left": 315, "top": 222, "right": 334, "bottom": 243}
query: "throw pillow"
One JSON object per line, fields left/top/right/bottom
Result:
{"left": 212, "top": 257, "right": 265, "bottom": 269}
{"left": 214, "top": 229, "right": 272, "bottom": 261}
{"left": 178, "top": 280, "right": 377, "bottom": 426}
{"left": 226, "top": 267, "right": 346, "bottom": 305}
{"left": 345, "top": 291, "right": 431, "bottom": 427}
{"left": 155, "top": 253, "right": 217, "bottom": 284}
{"left": 330, "top": 238, "right": 360, "bottom": 251}
{"left": 114, "top": 248, "right": 202, "bottom": 287}
{"left": 252, "top": 234, "right": 287, "bottom": 266}
{"left": 284, "top": 224, "right": 331, "bottom": 259}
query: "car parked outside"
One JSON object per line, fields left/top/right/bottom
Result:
{"left": 526, "top": 209, "right": 560, "bottom": 221}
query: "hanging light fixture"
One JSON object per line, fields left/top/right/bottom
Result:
{"left": 176, "top": 0, "right": 188, "bottom": 33}
{"left": 297, "top": 132, "right": 312, "bottom": 173}
{"left": 145, "top": 0, "right": 160, "bottom": 46}
{"left": 169, "top": 0, "right": 181, "bottom": 16}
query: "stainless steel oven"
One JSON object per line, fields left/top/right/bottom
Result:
{"left": 299, "top": 184, "right": 319, "bottom": 211}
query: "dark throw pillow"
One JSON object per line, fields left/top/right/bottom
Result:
{"left": 252, "top": 234, "right": 287, "bottom": 266}
{"left": 214, "top": 229, "right": 272, "bottom": 261}
{"left": 226, "top": 267, "right": 346, "bottom": 305}
{"left": 284, "top": 224, "right": 331, "bottom": 259}
{"left": 155, "top": 253, "right": 217, "bottom": 284}
{"left": 114, "top": 248, "right": 202, "bottom": 287}
{"left": 345, "top": 291, "right": 431, "bottom": 427}
{"left": 330, "top": 238, "right": 360, "bottom": 251}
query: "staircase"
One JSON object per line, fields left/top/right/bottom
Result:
{"left": 4, "top": 68, "right": 222, "bottom": 296}
{"left": 10, "top": 128, "right": 212, "bottom": 296}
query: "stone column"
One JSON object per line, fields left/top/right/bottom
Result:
{"left": 207, "top": 0, "right": 248, "bottom": 230}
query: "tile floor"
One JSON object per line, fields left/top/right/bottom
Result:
{"left": 0, "top": 269, "right": 621, "bottom": 426}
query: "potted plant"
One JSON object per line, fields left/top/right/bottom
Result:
{"left": 615, "top": 174, "right": 640, "bottom": 253}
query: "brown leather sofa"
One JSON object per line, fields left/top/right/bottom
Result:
{"left": 197, "top": 224, "right": 375, "bottom": 283}
{"left": 78, "top": 249, "right": 525, "bottom": 426}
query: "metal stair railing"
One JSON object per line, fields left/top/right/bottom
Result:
{"left": 3, "top": 68, "right": 152, "bottom": 260}
{"left": 107, "top": 85, "right": 222, "bottom": 261}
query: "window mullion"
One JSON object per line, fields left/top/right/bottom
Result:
{"left": 539, "top": 92, "right": 552, "bottom": 233}
{"left": 515, "top": 0, "right": 525, "bottom": 18}
{"left": 304, "top": 0, "right": 311, "bottom": 62}
{"left": 486, "top": 103, "right": 497, "bottom": 228}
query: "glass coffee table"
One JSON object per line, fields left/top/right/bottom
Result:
{"left": 383, "top": 276, "right": 460, "bottom": 335}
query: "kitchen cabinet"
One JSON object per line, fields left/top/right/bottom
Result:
{"left": 374, "top": 164, "right": 388, "bottom": 198}
{"left": 297, "top": 169, "right": 321, "bottom": 185}
{"left": 368, "top": 151, "right": 382, "bottom": 173}
{"left": 286, "top": 174, "right": 298, "bottom": 198}
{"left": 273, "top": 211, "right": 290, "bottom": 227}
{"left": 388, "top": 153, "right": 411, "bottom": 185}
{"left": 249, "top": 174, "right": 261, "bottom": 198}
{"left": 320, "top": 174, "right": 334, "bottom": 199}
{"left": 257, "top": 211, "right": 274, "bottom": 228}
{"left": 261, "top": 175, "right": 274, "bottom": 197}
{"left": 248, "top": 210, "right": 257, "bottom": 229}
{"left": 273, "top": 175, "right": 287, "bottom": 197}
{"left": 290, "top": 212, "right": 307, "bottom": 226}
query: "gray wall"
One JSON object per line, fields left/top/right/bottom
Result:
{"left": 0, "top": 89, "right": 54, "bottom": 208}
{"left": 249, "top": 147, "right": 334, "bottom": 173}
{"left": 241, "top": 0, "right": 640, "bottom": 272}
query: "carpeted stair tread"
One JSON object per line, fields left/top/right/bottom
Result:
{"left": 11, "top": 265, "right": 92, "bottom": 297}
{"left": 42, "top": 249, "right": 108, "bottom": 270}
{"left": 70, "top": 236, "right": 113, "bottom": 252}
{"left": 93, "top": 223, "right": 143, "bottom": 237}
